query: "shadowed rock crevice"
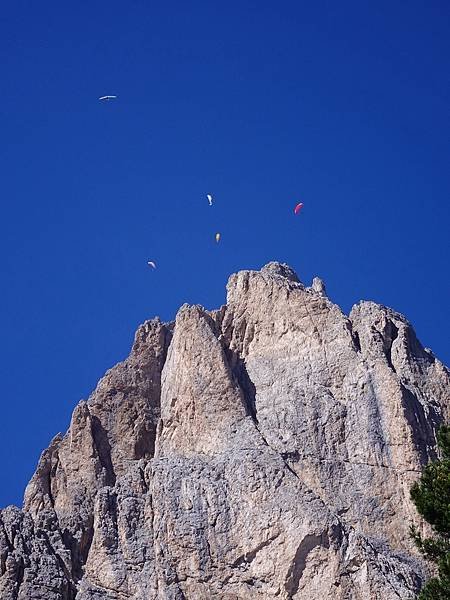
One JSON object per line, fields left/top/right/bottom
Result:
{"left": 133, "top": 423, "right": 157, "bottom": 460}
{"left": 400, "top": 384, "right": 442, "bottom": 465}
{"left": 90, "top": 416, "right": 116, "bottom": 487}
{"left": 284, "top": 533, "right": 329, "bottom": 596}
{"left": 229, "top": 353, "right": 258, "bottom": 423}
{"left": 63, "top": 518, "right": 94, "bottom": 582}
{"left": 231, "top": 533, "right": 280, "bottom": 568}
{"left": 383, "top": 320, "right": 399, "bottom": 372}
{"left": 351, "top": 329, "right": 361, "bottom": 352}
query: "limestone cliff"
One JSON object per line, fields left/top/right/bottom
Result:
{"left": 1, "top": 263, "right": 449, "bottom": 599}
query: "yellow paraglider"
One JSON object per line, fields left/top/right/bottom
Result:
{"left": 215, "top": 233, "right": 221, "bottom": 243}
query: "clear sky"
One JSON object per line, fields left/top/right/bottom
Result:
{"left": 0, "top": 1, "right": 449, "bottom": 508}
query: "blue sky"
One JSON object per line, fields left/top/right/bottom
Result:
{"left": 0, "top": 1, "right": 449, "bottom": 507}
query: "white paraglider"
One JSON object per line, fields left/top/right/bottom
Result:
{"left": 147, "top": 261, "right": 156, "bottom": 269}
{"left": 99, "top": 95, "right": 117, "bottom": 101}
{"left": 207, "top": 194, "right": 213, "bottom": 206}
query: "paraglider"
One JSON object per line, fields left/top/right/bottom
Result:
{"left": 215, "top": 233, "right": 221, "bottom": 243}
{"left": 99, "top": 95, "right": 117, "bottom": 101}
{"left": 294, "top": 202, "right": 303, "bottom": 215}
{"left": 147, "top": 261, "right": 156, "bottom": 269}
{"left": 207, "top": 194, "right": 213, "bottom": 206}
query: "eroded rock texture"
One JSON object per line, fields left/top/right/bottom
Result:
{"left": 1, "top": 263, "right": 449, "bottom": 599}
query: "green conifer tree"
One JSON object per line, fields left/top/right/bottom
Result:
{"left": 410, "top": 425, "right": 450, "bottom": 599}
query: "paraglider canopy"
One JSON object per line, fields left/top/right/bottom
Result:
{"left": 207, "top": 194, "right": 213, "bottom": 206}
{"left": 294, "top": 202, "right": 303, "bottom": 215}
{"left": 215, "top": 233, "right": 221, "bottom": 243}
{"left": 99, "top": 95, "right": 117, "bottom": 101}
{"left": 147, "top": 261, "right": 156, "bottom": 269}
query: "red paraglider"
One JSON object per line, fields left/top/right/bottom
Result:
{"left": 294, "top": 202, "right": 303, "bottom": 215}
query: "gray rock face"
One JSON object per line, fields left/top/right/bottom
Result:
{"left": 1, "top": 263, "right": 449, "bottom": 599}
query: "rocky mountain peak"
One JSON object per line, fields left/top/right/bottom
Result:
{"left": 1, "top": 263, "right": 449, "bottom": 599}
{"left": 260, "top": 261, "right": 301, "bottom": 282}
